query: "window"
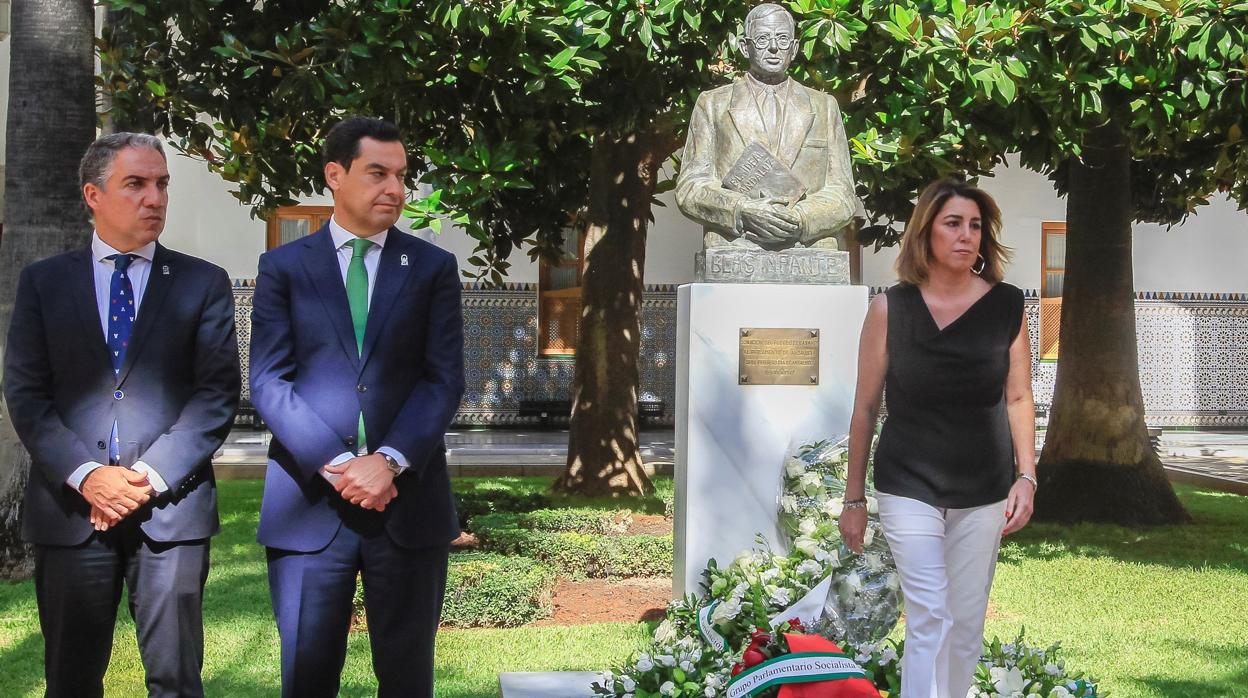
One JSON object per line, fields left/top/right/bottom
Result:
{"left": 1040, "top": 222, "right": 1066, "bottom": 360}
{"left": 266, "top": 206, "right": 334, "bottom": 249}
{"left": 538, "top": 228, "right": 585, "bottom": 357}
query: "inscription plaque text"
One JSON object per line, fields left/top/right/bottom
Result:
{"left": 738, "top": 328, "right": 820, "bottom": 386}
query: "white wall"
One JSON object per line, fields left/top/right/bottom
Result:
{"left": 859, "top": 156, "right": 1248, "bottom": 293}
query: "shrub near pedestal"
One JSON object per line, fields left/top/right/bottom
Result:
{"left": 442, "top": 553, "right": 557, "bottom": 628}
{"left": 471, "top": 509, "right": 673, "bottom": 579}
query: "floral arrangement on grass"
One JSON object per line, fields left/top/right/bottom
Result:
{"left": 593, "top": 438, "right": 1103, "bottom": 698}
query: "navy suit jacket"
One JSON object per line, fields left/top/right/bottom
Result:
{"left": 250, "top": 226, "right": 464, "bottom": 552}
{"left": 3, "top": 245, "right": 241, "bottom": 546}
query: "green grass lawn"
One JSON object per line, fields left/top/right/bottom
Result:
{"left": 0, "top": 479, "right": 1244, "bottom": 697}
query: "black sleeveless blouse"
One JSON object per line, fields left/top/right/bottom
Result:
{"left": 873, "top": 282, "right": 1025, "bottom": 508}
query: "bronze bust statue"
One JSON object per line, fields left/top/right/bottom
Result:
{"left": 676, "top": 3, "right": 859, "bottom": 276}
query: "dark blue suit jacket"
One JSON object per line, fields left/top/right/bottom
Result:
{"left": 3, "top": 245, "right": 241, "bottom": 545}
{"left": 250, "top": 226, "right": 464, "bottom": 552}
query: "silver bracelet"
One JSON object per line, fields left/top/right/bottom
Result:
{"left": 843, "top": 498, "right": 867, "bottom": 510}
{"left": 1017, "top": 473, "right": 1038, "bottom": 491}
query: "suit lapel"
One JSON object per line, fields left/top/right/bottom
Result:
{"left": 776, "top": 84, "right": 815, "bottom": 168}
{"left": 117, "top": 244, "right": 174, "bottom": 386}
{"left": 68, "top": 249, "right": 114, "bottom": 374}
{"left": 359, "top": 229, "right": 414, "bottom": 370}
{"left": 300, "top": 227, "right": 361, "bottom": 370}
{"left": 727, "top": 78, "right": 769, "bottom": 151}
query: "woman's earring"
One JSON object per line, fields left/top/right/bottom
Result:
{"left": 972, "top": 253, "right": 986, "bottom": 275}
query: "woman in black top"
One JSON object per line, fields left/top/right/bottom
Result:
{"left": 839, "top": 178, "right": 1036, "bottom": 698}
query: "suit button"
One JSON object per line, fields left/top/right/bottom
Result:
{"left": 357, "top": 384, "right": 367, "bottom": 393}
{"left": 113, "top": 390, "right": 124, "bottom": 400}
{"left": 97, "top": 441, "right": 107, "bottom": 450}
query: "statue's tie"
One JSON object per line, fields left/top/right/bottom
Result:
{"left": 763, "top": 90, "right": 782, "bottom": 135}
{"left": 346, "top": 238, "right": 372, "bottom": 451}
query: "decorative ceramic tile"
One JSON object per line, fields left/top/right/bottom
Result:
{"left": 231, "top": 282, "right": 1247, "bottom": 428}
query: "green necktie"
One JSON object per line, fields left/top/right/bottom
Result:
{"left": 347, "top": 237, "right": 373, "bottom": 451}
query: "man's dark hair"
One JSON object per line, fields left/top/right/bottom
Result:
{"left": 323, "top": 117, "right": 403, "bottom": 170}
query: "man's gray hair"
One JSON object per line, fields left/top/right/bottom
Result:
{"left": 79, "top": 132, "right": 166, "bottom": 192}
{"left": 744, "top": 3, "right": 795, "bottom": 36}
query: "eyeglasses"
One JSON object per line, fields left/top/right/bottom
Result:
{"left": 749, "top": 35, "right": 794, "bottom": 50}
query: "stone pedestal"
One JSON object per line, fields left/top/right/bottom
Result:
{"left": 674, "top": 283, "right": 867, "bottom": 598}
{"left": 695, "top": 247, "right": 850, "bottom": 284}
{"left": 499, "top": 672, "right": 598, "bottom": 697}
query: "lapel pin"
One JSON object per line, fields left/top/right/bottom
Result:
{"left": 400, "top": 254, "right": 409, "bottom": 267}
{"left": 162, "top": 265, "right": 170, "bottom": 275}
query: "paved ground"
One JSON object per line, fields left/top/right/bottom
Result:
{"left": 214, "top": 426, "right": 1248, "bottom": 495}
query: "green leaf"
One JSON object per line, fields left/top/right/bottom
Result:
{"left": 547, "top": 46, "right": 577, "bottom": 70}
{"left": 145, "top": 80, "right": 167, "bottom": 97}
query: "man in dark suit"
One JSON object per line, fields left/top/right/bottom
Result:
{"left": 250, "top": 116, "right": 464, "bottom": 697}
{"left": 3, "top": 132, "right": 241, "bottom": 697}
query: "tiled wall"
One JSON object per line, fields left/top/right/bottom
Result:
{"left": 233, "top": 283, "right": 1248, "bottom": 429}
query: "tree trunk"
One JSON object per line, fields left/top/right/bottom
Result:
{"left": 0, "top": 0, "right": 98, "bottom": 578}
{"left": 1033, "top": 121, "right": 1189, "bottom": 526}
{"left": 556, "top": 128, "right": 678, "bottom": 496}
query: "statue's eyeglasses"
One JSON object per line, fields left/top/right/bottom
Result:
{"left": 749, "top": 35, "right": 794, "bottom": 50}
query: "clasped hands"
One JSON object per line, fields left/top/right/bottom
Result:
{"left": 322, "top": 454, "right": 398, "bottom": 512}
{"left": 739, "top": 196, "right": 802, "bottom": 247}
{"left": 83, "top": 466, "right": 155, "bottom": 532}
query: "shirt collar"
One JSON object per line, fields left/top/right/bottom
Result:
{"left": 745, "top": 72, "right": 790, "bottom": 95}
{"left": 92, "top": 232, "right": 157, "bottom": 265}
{"left": 329, "top": 216, "right": 389, "bottom": 251}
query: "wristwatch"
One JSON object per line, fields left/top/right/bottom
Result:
{"left": 381, "top": 453, "right": 403, "bottom": 476}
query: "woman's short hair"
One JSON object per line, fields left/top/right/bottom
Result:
{"left": 895, "top": 177, "right": 1011, "bottom": 285}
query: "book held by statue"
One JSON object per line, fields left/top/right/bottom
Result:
{"left": 722, "top": 142, "right": 807, "bottom": 205}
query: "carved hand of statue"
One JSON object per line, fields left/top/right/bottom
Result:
{"left": 739, "top": 196, "right": 802, "bottom": 246}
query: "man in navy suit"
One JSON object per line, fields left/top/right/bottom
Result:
{"left": 250, "top": 116, "right": 464, "bottom": 697}
{"left": 3, "top": 132, "right": 240, "bottom": 697}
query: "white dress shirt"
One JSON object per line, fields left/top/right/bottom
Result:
{"left": 324, "top": 217, "right": 409, "bottom": 474}
{"left": 67, "top": 233, "right": 168, "bottom": 493}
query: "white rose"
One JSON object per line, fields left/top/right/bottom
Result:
{"left": 879, "top": 646, "right": 898, "bottom": 664}
{"left": 705, "top": 674, "right": 722, "bottom": 689}
{"left": 653, "top": 619, "right": 676, "bottom": 644}
{"left": 866, "top": 495, "right": 879, "bottom": 514}
{"left": 635, "top": 655, "right": 654, "bottom": 672}
{"left": 779, "top": 495, "right": 798, "bottom": 513}
{"left": 1048, "top": 687, "right": 1073, "bottom": 698}
{"left": 822, "top": 497, "right": 844, "bottom": 518}
{"left": 797, "top": 559, "right": 822, "bottom": 576}
{"left": 680, "top": 660, "right": 695, "bottom": 673}
{"left": 799, "top": 518, "right": 818, "bottom": 536}
{"left": 799, "top": 472, "right": 822, "bottom": 492}
{"left": 843, "top": 572, "right": 863, "bottom": 591}
{"left": 862, "top": 552, "right": 886, "bottom": 573}
{"left": 656, "top": 654, "right": 676, "bottom": 667}
{"left": 784, "top": 457, "right": 807, "bottom": 478}
{"left": 1044, "top": 663, "right": 1062, "bottom": 676}
{"left": 760, "top": 567, "right": 781, "bottom": 582}
{"left": 731, "top": 582, "right": 751, "bottom": 600}
{"left": 794, "top": 536, "right": 821, "bottom": 558}
{"left": 659, "top": 680, "right": 676, "bottom": 696}
{"left": 863, "top": 526, "right": 875, "bottom": 547}
{"left": 704, "top": 689, "right": 716, "bottom": 698}
{"left": 621, "top": 675, "right": 637, "bottom": 692}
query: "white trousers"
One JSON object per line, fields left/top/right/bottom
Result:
{"left": 877, "top": 493, "right": 1007, "bottom": 698}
